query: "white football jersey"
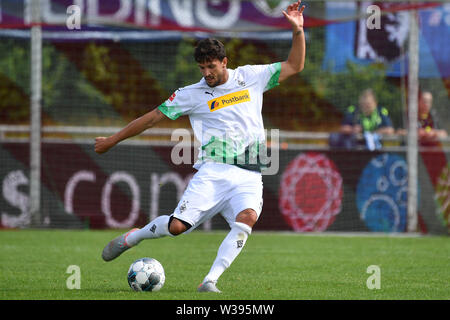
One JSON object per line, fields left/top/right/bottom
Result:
{"left": 158, "top": 62, "right": 281, "bottom": 171}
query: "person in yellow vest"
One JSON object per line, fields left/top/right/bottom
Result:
{"left": 340, "top": 88, "right": 394, "bottom": 136}
{"left": 330, "top": 89, "right": 394, "bottom": 150}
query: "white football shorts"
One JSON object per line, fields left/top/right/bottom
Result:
{"left": 172, "top": 162, "right": 263, "bottom": 231}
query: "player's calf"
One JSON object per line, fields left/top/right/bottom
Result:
{"left": 200, "top": 222, "right": 252, "bottom": 289}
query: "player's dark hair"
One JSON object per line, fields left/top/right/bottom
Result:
{"left": 194, "top": 38, "right": 226, "bottom": 63}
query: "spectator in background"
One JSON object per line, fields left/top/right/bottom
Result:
{"left": 397, "top": 91, "right": 447, "bottom": 145}
{"left": 330, "top": 88, "right": 394, "bottom": 150}
{"left": 417, "top": 91, "right": 447, "bottom": 142}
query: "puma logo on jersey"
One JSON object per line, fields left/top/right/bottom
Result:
{"left": 208, "top": 89, "right": 250, "bottom": 112}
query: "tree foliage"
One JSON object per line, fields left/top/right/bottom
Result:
{"left": 0, "top": 24, "right": 419, "bottom": 131}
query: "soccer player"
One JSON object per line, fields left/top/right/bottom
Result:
{"left": 95, "top": 1, "right": 306, "bottom": 293}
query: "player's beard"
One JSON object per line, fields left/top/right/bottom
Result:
{"left": 205, "top": 73, "right": 224, "bottom": 87}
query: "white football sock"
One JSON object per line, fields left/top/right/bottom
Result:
{"left": 203, "top": 222, "right": 251, "bottom": 283}
{"left": 126, "top": 215, "right": 172, "bottom": 246}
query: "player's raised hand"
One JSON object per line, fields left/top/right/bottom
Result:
{"left": 282, "top": 0, "right": 306, "bottom": 31}
{"left": 95, "top": 136, "right": 114, "bottom": 154}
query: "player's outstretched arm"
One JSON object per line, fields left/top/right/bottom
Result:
{"left": 95, "top": 108, "right": 166, "bottom": 154}
{"left": 279, "top": 0, "right": 306, "bottom": 83}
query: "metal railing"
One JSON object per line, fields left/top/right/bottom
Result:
{"left": 1, "top": 124, "right": 449, "bottom": 151}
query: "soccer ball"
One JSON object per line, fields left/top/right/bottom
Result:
{"left": 127, "top": 258, "right": 165, "bottom": 292}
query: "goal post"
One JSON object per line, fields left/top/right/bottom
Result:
{"left": 407, "top": 8, "right": 419, "bottom": 232}
{"left": 30, "top": 0, "right": 42, "bottom": 227}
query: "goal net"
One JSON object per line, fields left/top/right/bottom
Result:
{"left": 0, "top": 1, "right": 449, "bottom": 234}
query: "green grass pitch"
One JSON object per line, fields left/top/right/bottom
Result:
{"left": 0, "top": 229, "right": 448, "bottom": 300}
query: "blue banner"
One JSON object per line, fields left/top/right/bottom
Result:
{"left": 323, "top": 2, "right": 450, "bottom": 78}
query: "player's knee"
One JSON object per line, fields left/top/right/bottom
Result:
{"left": 235, "top": 209, "right": 258, "bottom": 229}
{"left": 168, "top": 217, "right": 190, "bottom": 236}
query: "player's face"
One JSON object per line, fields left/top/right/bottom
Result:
{"left": 198, "top": 58, "right": 228, "bottom": 87}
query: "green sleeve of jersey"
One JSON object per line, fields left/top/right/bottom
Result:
{"left": 264, "top": 62, "right": 282, "bottom": 91}
{"left": 158, "top": 102, "right": 183, "bottom": 120}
